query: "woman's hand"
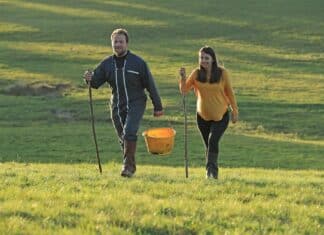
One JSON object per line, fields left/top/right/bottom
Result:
{"left": 179, "top": 67, "right": 187, "bottom": 95}
{"left": 179, "top": 67, "right": 186, "bottom": 80}
{"left": 231, "top": 112, "right": 238, "bottom": 124}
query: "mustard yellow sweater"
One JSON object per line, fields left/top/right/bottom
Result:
{"left": 180, "top": 67, "right": 238, "bottom": 121}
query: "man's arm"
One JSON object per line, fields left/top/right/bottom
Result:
{"left": 84, "top": 60, "right": 108, "bottom": 89}
{"left": 141, "top": 61, "right": 163, "bottom": 115}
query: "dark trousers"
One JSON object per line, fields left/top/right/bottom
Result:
{"left": 111, "top": 98, "right": 146, "bottom": 148}
{"left": 196, "top": 112, "right": 229, "bottom": 157}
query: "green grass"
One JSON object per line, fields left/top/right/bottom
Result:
{"left": 0, "top": 0, "right": 323, "bottom": 234}
{"left": 1, "top": 163, "right": 323, "bottom": 234}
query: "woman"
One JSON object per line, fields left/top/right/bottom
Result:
{"left": 179, "top": 46, "right": 238, "bottom": 179}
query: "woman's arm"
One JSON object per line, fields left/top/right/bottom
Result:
{"left": 223, "top": 69, "right": 239, "bottom": 123}
{"left": 179, "top": 68, "right": 197, "bottom": 94}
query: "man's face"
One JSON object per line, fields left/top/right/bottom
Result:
{"left": 111, "top": 34, "right": 128, "bottom": 56}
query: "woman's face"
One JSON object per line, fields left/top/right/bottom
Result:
{"left": 199, "top": 51, "right": 213, "bottom": 70}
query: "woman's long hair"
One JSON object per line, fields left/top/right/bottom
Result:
{"left": 197, "top": 46, "right": 222, "bottom": 83}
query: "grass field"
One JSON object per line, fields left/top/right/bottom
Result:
{"left": 0, "top": 0, "right": 323, "bottom": 234}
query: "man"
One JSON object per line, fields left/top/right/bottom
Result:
{"left": 84, "top": 28, "right": 163, "bottom": 177}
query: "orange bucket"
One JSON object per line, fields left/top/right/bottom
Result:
{"left": 142, "top": 127, "right": 176, "bottom": 155}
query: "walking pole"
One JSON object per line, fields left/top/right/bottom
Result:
{"left": 88, "top": 81, "right": 102, "bottom": 174}
{"left": 183, "top": 94, "right": 189, "bottom": 178}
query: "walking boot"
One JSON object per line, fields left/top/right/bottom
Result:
{"left": 206, "top": 152, "right": 218, "bottom": 179}
{"left": 121, "top": 140, "right": 137, "bottom": 177}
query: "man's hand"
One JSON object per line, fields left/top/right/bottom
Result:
{"left": 153, "top": 110, "right": 163, "bottom": 117}
{"left": 83, "top": 70, "right": 93, "bottom": 83}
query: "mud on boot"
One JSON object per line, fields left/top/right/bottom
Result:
{"left": 120, "top": 140, "right": 137, "bottom": 178}
{"left": 121, "top": 156, "right": 136, "bottom": 177}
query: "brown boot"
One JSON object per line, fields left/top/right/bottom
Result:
{"left": 121, "top": 140, "right": 137, "bottom": 177}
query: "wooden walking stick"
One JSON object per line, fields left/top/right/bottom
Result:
{"left": 88, "top": 81, "right": 102, "bottom": 174}
{"left": 183, "top": 94, "right": 189, "bottom": 178}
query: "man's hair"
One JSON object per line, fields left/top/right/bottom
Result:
{"left": 110, "top": 28, "right": 129, "bottom": 43}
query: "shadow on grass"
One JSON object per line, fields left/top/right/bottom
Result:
{"left": 0, "top": 116, "right": 323, "bottom": 170}
{"left": 0, "top": 90, "right": 323, "bottom": 170}
{"left": 0, "top": 0, "right": 323, "bottom": 170}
